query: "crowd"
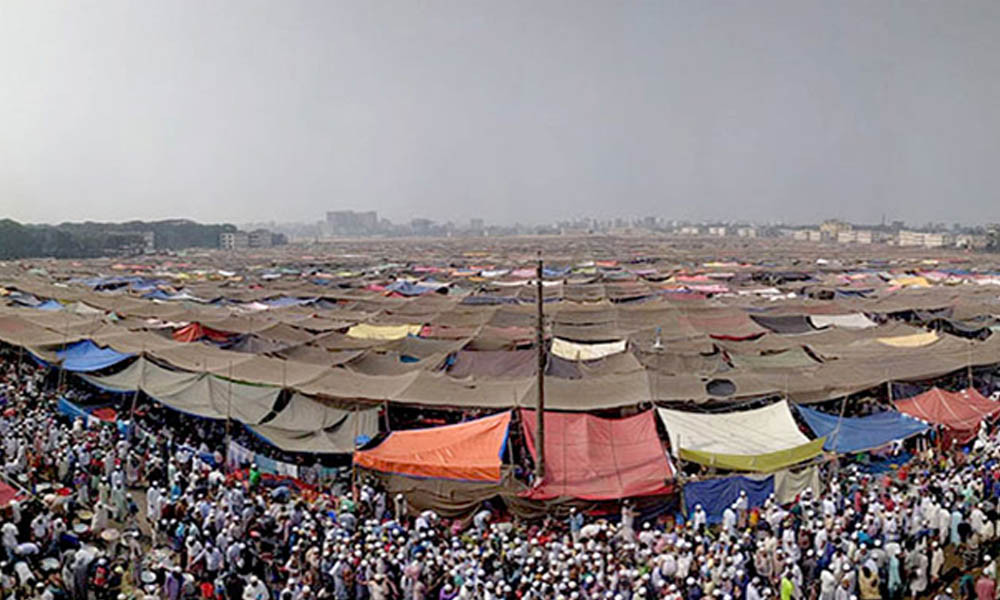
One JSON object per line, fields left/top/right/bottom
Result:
{"left": 1, "top": 352, "right": 1000, "bottom": 600}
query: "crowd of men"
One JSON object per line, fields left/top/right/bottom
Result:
{"left": 1, "top": 354, "right": 1000, "bottom": 599}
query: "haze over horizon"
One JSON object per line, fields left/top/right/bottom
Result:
{"left": 3, "top": 1, "right": 1000, "bottom": 227}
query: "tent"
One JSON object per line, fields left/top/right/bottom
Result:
{"left": 895, "top": 387, "right": 1000, "bottom": 442}
{"left": 40, "top": 340, "right": 134, "bottom": 372}
{"left": 796, "top": 406, "right": 929, "bottom": 453}
{"left": 550, "top": 338, "right": 627, "bottom": 361}
{"left": 519, "top": 409, "right": 673, "bottom": 500}
{"left": 658, "top": 401, "right": 821, "bottom": 472}
{"left": 250, "top": 393, "right": 380, "bottom": 454}
{"left": 354, "top": 411, "right": 511, "bottom": 482}
{"left": 657, "top": 401, "right": 811, "bottom": 457}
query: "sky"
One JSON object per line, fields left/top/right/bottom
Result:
{"left": 2, "top": 1, "right": 999, "bottom": 227}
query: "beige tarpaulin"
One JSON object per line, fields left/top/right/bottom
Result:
{"left": 773, "top": 465, "right": 823, "bottom": 504}
{"left": 80, "top": 357, "right": 279, "bottom": 423}
{"left": 877, "top": 331, "right": 939, "bottom": 347}
{"left": 550, "top": 337, "right": 627, "bottom": 361}
{"left": 251, "top": 404, "right": 379, "bottom": 453}
{"left": 346, "top": 323, "right": 422, "bottom": 340}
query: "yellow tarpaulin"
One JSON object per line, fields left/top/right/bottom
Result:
{"left": 877, "top": 331, "right": 939, "bottom": 348}
{"left": 346, "top": 323, "right": 423, "bottom": 340}
{"left": 889, "top": 276, "right": 931, "bottom": 288}
{"left": 678, "top": 438, "right": 826, "bottom": 473}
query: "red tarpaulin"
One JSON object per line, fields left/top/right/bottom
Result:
{"left": 520, "top": 409, "right": 674, "bottom": 500}
{"left": 895, "top": 387, "right": 1000, "bottom": 443}
{"left": 0, "top": 480, "right": 21, "bottom": 506}
{"left": 173, "top": 323, "right": 233, "bottom": 343}
{"left": 354, "top": 412, "right": 511, "bottom": 482}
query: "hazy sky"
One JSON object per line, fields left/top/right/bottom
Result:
{"left": 2, "top": 1, "right": 999, "bottom": 226}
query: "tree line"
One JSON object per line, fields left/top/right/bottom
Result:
{"left": 0, "top": 219, "right": 237, "bottom": 259}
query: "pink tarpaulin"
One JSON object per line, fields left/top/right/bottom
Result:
{"left": 520, "top": 409, "right": 673, "bottom": 500}
{"left": 895, "top": 387, "right": 1000, "bottom": 443}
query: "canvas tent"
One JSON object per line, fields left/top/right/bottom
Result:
{"left": 519, "top": 409, "right": 673, "bottom": 500}
{"left": 353, "top": 411, "right": 511, "bottom": 482}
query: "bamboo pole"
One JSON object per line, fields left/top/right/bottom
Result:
{"left": 534, "top": 251, "right": 546, "bottom": 481}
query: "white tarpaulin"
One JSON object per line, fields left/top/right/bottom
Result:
{"left": 808, "top": 314, "right": 877, "bottom": 330}
{"left": 550, "top": 337, "right": 627, "bottom": 361}
{"left": 657, "top": 400, "right": 811, "bottom": 458}
{"left": 773, "top": 466, "right": 823, "bottom": 504}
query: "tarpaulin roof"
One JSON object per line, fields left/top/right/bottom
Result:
{"left": 42, "top": 340, "right": 134, "bottom": 372}
{"left": 895, "top": 387, "right": 1000, "bottom": 433}
{"left": 173, "top": 322, "right": 233, "bottom": 343}
{"left": 796, "top": 405, "right": 929, "bottom": 453}
{"left": 519, "top": 409, "right": 673, "bottom": 500}
{"left": 678, "top": 438, "right": 825, "bottom": 472}
{"left": 550, "top": 338, "right": 627, "bottom": 360}
{"left": 808, "top": 313, "right": 877, "bottom": 330}
{"left": 250, "top": 404, "right": 379, "bottom": 454}
{"left": 749, "top": 314, "right": 816, "bottom": 335}
{"left": 346, "top": 323, "right": 423, "bottom": 340}
{"left": 353, "top": 411, "right": 511, "bottom": 482}
{"left": 657, "top": 401, "right": 811, "bottom": 457}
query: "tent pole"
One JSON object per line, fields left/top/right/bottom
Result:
{"left": 57, "top": 312, "right": 71, "bottom": 395}
{"left": 352, "top": 404, "right": 359, "bottom": 502}
{"left": 128, "top": 343, "right": 146, "bottom": 441}
{"left": 225, "top": 360, "right": 233, "bottom": 467}
{"left": 534, "top": 251, "right": 546, "bottom": 482}
{"left": 968, "top": 342, "right": 974, "bottom": 389}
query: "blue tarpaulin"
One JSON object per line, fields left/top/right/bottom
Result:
{"left": 683, "top": 475, "right": 774, "bottom": 524}
{"left": 385, "top": 281, "right": 440, "bottom": 296}
{"left": 35, "top": 300, "right": 64, "bottom": 311}
{"left": 54, "top": 340, "right": 134, "bottom": 372}
{"left": 57, "top": 397, "right": 130, "bottom": 435}
{"left": 796, "top": 406, "right": 929, "bottom": 453}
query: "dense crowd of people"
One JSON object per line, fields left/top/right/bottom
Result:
{"left": 1, "top": 353, "right": 1000, "bottom": 600}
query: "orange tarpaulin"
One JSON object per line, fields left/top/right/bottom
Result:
{"left": 354, "top": 412, "right": 511, "bottom": 482}
{"left": 520, "top": 409, "right": 674, "bottom": 500}
{"left": 173, "top": 323, "right": 233, "bottom": 343}
{"left": 895, "top": 387, "right": 1000, "bottom": 443}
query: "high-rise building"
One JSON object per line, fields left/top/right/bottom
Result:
{"left": 325, "top": 211, "right": 379, "bottom": 235}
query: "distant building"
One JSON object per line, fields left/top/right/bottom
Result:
{"left": 707, "top": 226, "right": 727, "bottom": 237}
{"left": 736, "top": 227, "right": 757, "bottom": 238}
{"left": 897, "top": 230, "right": 924, "bottom": 247}
{"left": 325, "top": 210, "right": 379, "bottom": 235}
{"left": 821, "top": 219, "right": 852, "bottom": 235}
{"left": 220, "top": 232, "right": 249, "bottom": 250}
{"left": 469, "top": 218, "right": 484, "bottom": 230}
{"left": 922, "top": 232, "right": 954, "bottom": 248}
{"left": 836, "top": 230, "right": 872, "bottom": 244}
{"left": 678, "top": 226, "right": 701, "bottom": 235}
{"left": 955, "top": 234, "right": 986, "bottom": 249}
{"left": 897, "top": 230, "right": 954, "bottom": 248}
{"left": 248, "top": 229, "right": 273, "bottom": 248}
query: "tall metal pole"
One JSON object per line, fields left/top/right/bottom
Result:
{"left": 534, "top": 251, "right": 546, "bottom": 481}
